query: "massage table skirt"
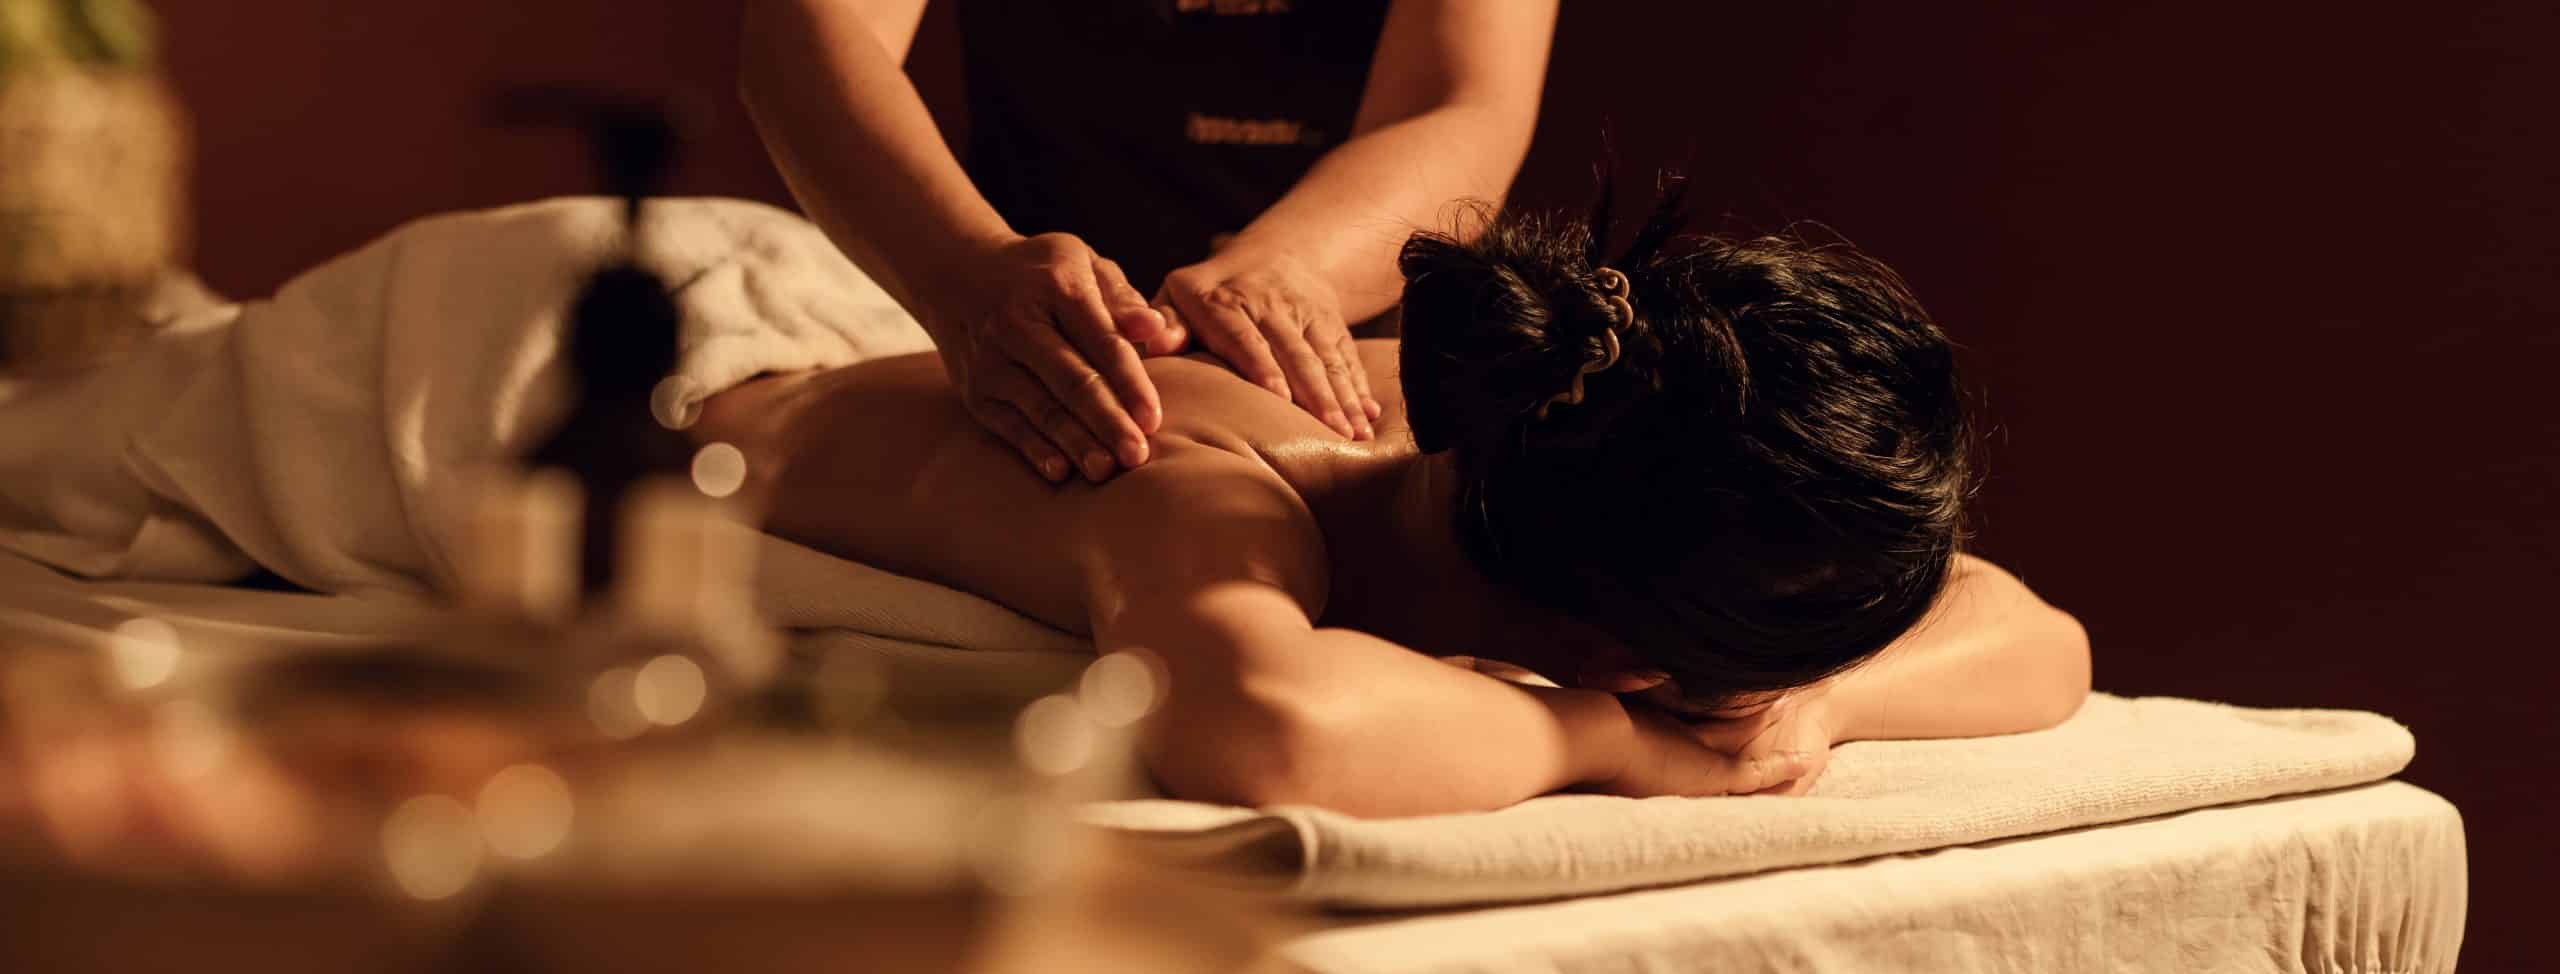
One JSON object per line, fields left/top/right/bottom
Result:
{"left": 1282, "top": 780, "right": 2464, "bottom": 974}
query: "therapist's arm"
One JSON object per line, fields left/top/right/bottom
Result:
{"left": 1154, "top": 0, "right": 1556, "bottom": 442}
{"left": 740, "top": 0, "right": 1169, "bottom": 485}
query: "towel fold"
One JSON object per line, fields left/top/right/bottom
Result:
{"left": 1079, "top": 693, "right": 2417, "bottom": 908}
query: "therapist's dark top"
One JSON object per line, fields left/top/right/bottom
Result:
{"left": 957, "top": 0, "right": 1393, "bottom": 293}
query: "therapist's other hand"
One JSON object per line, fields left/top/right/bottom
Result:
{"left": 1153, "top": 249, "right": 1380, "bottom": 441}
{"left": 925, "top": 233, "right": 1169, "bottom": 484}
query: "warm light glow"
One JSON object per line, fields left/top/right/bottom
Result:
{"left": 107, "top": 617, "right": 181, "bottom": 690}
{"left": 1078, "top": 652, "right": 1162, "bottom": 727}
{"left": 382, "top": 795, "right": 483, "bottom": 901}
{"left": 477, "top": 763, "right": 574, "bottom": 860}
{"left": 588, "top": 667, "right": 648, "bottom": 740}
{"left": 633, "top": 654, "right": 707, "bottom": 726}
{"left": 1013, "top": 694, "right": 1096, "bottom": 776}
{"left": 690, "top": 442, "right": 748, "bottom": 499}
{"left": 152, "top": 699, "right": 231, "bottom": 779}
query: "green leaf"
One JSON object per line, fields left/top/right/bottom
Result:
{"left": 0, "top": 0, "right": 74, "bottom": 70}
{"left": 60, "top": 0, "right": 157, "bottom": 67}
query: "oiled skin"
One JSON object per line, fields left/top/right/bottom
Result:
{"left": 696, "top": 338, "right": 1572, "bottom": 663}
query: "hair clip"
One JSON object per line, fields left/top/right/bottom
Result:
{"left": 1537, "top": 266, "right": 1633, "bottom": 418}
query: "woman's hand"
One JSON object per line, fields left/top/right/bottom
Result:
{"left": 921, "top": 232, "right": 1178, "bottom": 484}
{"left": 1679, "top": 685, "right": 1843, "bottom": 797}
{"left": 1153, "top": 248, "right": 1381, "bottom": 441}
{"left": 1586, "top": 699, "right": 1820, "bottom": 799}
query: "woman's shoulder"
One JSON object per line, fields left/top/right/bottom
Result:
{"left": 1144, "top": 340, "right": 1409, "bottom": 454}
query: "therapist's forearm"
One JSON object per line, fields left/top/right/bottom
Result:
{"left": 738, "top": 0, "right": 1013, "bottom": 343}
{"left": 1823, "top": 556, "right": 2094, "bottom": 742}
{"left": 1222, "top": 104, "right": 1532, "bottom": 323}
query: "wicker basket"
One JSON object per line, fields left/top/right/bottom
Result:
{"left": 0, "top": 66, "right": 186, "bottom": 375}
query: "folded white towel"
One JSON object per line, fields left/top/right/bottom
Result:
{"left": 1080, "top": 693, "right": 2417, "bottom": 908}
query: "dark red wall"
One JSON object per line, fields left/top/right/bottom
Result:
{"left": 157, "top": 2, "right": 2550, "bottom": 967}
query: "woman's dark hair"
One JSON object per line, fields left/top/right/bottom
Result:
{"left": 1397, "top": 176, "right": 1971, "bottom": 703}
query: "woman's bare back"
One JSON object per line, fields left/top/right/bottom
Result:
{"left": 693, "top": 340, "right": 1416, "bottom": 635}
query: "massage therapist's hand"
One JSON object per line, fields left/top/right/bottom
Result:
{"left": 1151, "top": 247, "right": 1381, "bottom": 441}
{"left": 922, "top": 232, "right": 1174, "bottom": 484}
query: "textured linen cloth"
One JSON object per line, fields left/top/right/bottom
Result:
{"left": 1279, "top": 781, "right": 2464, "bottom": 974}
{"left": 1081, "top": 693, "right": 2421, "bottom": 909}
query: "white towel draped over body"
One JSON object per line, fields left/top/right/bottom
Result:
{"left": 0, "top": 197, "right": 1077, "bottom": 648}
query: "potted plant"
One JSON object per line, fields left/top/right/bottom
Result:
{"left": 0, "top": 0, "right": 185, "bottom": 375}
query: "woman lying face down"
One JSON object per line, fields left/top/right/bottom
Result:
{"left": 696, "top": 183, "right": 2091, "bottom": 817}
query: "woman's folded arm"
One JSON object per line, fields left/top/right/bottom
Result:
{"left": 1074, "top": 440, "right": 1632, "bottom": 816}
{"left": 1822, "top": 554, "right": 2094, "bottom": 743}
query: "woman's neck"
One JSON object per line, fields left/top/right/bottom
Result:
{"left": 1291, "top": 448, "right": 1561, "bottom": 668}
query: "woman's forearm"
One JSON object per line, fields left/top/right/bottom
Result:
{"left": 738, "top": 0, "right": 1014, "bottom": 342}
{"left": 1149, "top": 625, "right": 1629, "bottom": 817}
{"left": 1824, "top": 556, "right": 2094, "bottom": 742}
{"left": 1223, "top": 103, "right": 1533, "bottom": 323}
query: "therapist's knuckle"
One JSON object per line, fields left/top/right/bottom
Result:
{"left": 1203, "top": 284, "right": 1251, "bottom": 312}
{"left": 1043, "top": 265, "right": 1087, "bottom": 295}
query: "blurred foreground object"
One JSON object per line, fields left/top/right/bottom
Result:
{"left": 0, "top": 607, "right": 1300, "bottom": 972}
{"left": 0, "top": 0, "right": 186, "bottom": 376}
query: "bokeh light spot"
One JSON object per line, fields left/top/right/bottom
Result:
{"left": 1078, "top": 652, "right": 1162, "bottom": 727}
{"left": 382, "top": 794, "right": 483, "bottom": 901}
{"left": 107, "top": 617, "right": 181, "bottom": 690}
{"left": 477, "top": 763, "right": 574, "bottom": 860}
{"left": 1013, "top": 694, "right": 1096, "bottom": 777}
{"left": 633, "top": 654, "right": 707, "bottom": 726}
{"left": 588, "top": 667, "right": 648, "bottom": 740}
{"left": 690, "top": 442, "right": 748, "bottom": 499}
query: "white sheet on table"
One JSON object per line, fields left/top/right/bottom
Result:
{"left": 1082, "top": 693, "right": 2419, "bottom": 909}
{"left": 1279, "top": 780, "right": 2464, "bottom": 974}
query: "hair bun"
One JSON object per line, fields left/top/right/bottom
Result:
{"left": 1390, "top": 175, "right": 1971, "bottom": 708}
{"left": 1396, "top": 215, "right": 1641, "bottom": 455}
